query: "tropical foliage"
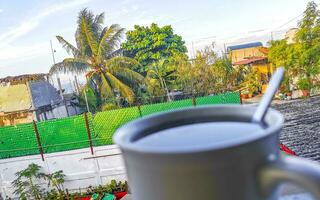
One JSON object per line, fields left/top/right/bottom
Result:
{"left": 269, "top": 1, "right": 320, "bottom": 90}
{"left": 49, "top": 9, "right": 144, "bottom": 109}
{"left": 175, "top": 47, "right": 238, "bottom": 95}
{"left": 145, "top": 59, "right": 176, "bottom": 99}
{"left": 121, "top": 23, "right": 188, "bottom": 73}
{"left": 11, "top": 164, "right": 128, "bottom": 200}
{"left": 12, "top": 163, "right": 44, "bottom": 200}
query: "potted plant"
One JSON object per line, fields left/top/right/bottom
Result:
{"left": 107, "top": 180, "right": 128, "bottom": 200}
{"left": 248, "top": 85, "right": 255, "bottom": 98}
{"left": 286, "top": 90, "right": 292, "bottom": 97}
{"left": 241, "top": 90, "right": 249, "bottom": 99}
{"left": 297, "top": 78, "right": 310, "bottom": 97}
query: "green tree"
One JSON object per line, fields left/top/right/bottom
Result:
{"left": 175, "top": 46, "right": 236, "bottom": 95}
{"left": 268, "top": 1, "right": 320, "bottom": 90}
{"left": 146, "top": 59, "right": 176, "bottom": 100}
{"left": 49, "top": 9, "right": 144, "bottom": 109}
{"left": 12, "top": 163, "right": 44, "bottom": 200}
{"left": 295, "top": 1, "right": 320, "bottom": 87}
{"left": 268, "top": 40, "right": 295, "bottom": 90}
{"left": 40, "top": 170, "right": 65, "bottom": 193}
{"left": 121, "top": 23, "right": 188, "bottom": 73}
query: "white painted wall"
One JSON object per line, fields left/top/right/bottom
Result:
{"left": 0, "top": 145, "right": 126, "bottom": 199}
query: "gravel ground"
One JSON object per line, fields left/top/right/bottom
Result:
{"left": 272, "top": 96, "right": 320, "bottom": 161}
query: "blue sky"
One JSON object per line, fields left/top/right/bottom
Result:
{"left": 0, "top": 0, "right": 313, "bottom": 79}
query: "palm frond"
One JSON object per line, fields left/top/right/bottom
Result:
{"left": 106, "top": 57, "right": 144, "bottom": 82}
{"left": 105, "top": 72, "right": 135, "bottom": 103}
{"left": 100, "top": 73, "right": 115, "bottom": 98}
{"left": 80, "top": 16, "right": 99, "bottom": 56}
{"left": 106, "top": 56, "right": 140, "bottom": 69}
{"left": 98, "top": 24, "right": 125, "bottom": 57}
{"left": 94, "top": 12, "right": 105, "bottom": 26}
{"left": 113, "top": 68, "right": 144, "bottom": 83}
{"left": 49, "top": 58, "right": 89, "bottom": 74}
{"left": 56, "top": 36, "right": 81, "bottom": 57}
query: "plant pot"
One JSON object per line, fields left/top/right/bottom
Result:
{"left": 301, "top": 90, "right": 310, "bottom": 97}
{"left": 75, "top": 196, "right": 91, "bottom": 200}
{"left": 114, "top": 191, "right": 127, "bottom": 200}
{"left": 241, "top": 93, "right": 248, "bottom": 99}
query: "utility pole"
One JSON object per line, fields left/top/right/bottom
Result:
{"left": 223, "top": 43, "right": 228, "bottom": 58}
{"left": 50, "top": 40, "right": 56, "bottom": 64}
{"left": 51, "top": 40, "right": 69, "bottom": 117}
{"left": 74, "top": 76, "right": 81, "bottom": 95}
{"left": 191, "top": 41, "right": 195, "bottom": 59}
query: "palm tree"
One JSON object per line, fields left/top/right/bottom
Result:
{"left": 49, "top": 9, "right": 144, "bottom": 108}
{"left": 147, "top": 60, "right": 176, "bottom": 100}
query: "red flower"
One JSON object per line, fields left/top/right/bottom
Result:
{"left": 280, "top": 143, "right": 296, "bottom": 156}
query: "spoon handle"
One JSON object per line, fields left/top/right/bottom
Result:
{"left": 252, "top": 67, "right": 285, "bottom": 124}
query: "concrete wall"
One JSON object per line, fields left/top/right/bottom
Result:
{"left": 0, "top": 145, "right": 126, "bottom": 198}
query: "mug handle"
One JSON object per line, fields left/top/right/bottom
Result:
{"left": 259, "top": 154, "right": 320, "bottom": 198}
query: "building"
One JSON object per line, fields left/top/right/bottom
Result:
{"left": 0, "top": 73, "right": 48, "bottom": 86}
{"left": 0, "top": 84, "right": 34, "bottom": 126}
{"left": 227, "top": 42, "right": 266, "bottom": 63}
{"left": 227, "top": 42, "right": 275, "bottom": 93}
{"left": 285, "top": 28, "right": 298, "bottom": 44}
{"left": 29, "top": 81, "right": 74, "bottom": 121}
{"left": 0, "top": 74, "right": 80, "bottom": 126}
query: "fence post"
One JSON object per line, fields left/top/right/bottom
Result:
{"left": 137, "top": 104, "right": 142, "bottom": 117}
{"left": 192, "top": 96, "right": 197, "bottom": 107}
{"left": 239, "top": 91, "right": 243, "bottom": 104}
{"left": 84, "top": 112, "right": 94, "bottom": 155}
{"left": 32, "top": 120, "right": 44, "bottom": 161}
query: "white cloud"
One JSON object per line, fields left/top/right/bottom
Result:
{"left": 0, "top": 0, "right": 91, "bottom": 43}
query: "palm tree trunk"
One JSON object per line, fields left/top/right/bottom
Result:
{"left": 162, "top": 79, "right": 171, "bottom": 101}
{"left": 89, "top": 78, "right": 102, "bottom": 109}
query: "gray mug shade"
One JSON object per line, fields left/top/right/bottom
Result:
{"left": 114, "top": 105, "right": 320, "bottom": 200}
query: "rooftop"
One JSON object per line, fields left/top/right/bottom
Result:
{"left": 29, "top": 81, "right": 62, "bottom": 109}
{"left": 0, "top": 73, "right": 48, "bottom": 85}
{"left": 227, "top": 42, "right": 263, "bottom": 51}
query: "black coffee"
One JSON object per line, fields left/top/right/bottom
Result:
{"left": 135, "top": 122, "right": 263, "bottom": 148}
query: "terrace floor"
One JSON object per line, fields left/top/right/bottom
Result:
{"left": 273, "top": 96, "right": 320, "bottom": 161}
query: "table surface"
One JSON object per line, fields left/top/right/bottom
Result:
{"left": 121, "top": 193, "right": 313, "bottom": 200}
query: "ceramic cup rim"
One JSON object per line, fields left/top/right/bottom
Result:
{"left": 113, "top": 105, "right": 284, "bottom": 154}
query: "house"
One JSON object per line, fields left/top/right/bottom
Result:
{"left": 285, "top": 28, "right": 298, "bottom": 44}
{"left": 227, "top": 42, "right": 275, "bottom": 93}
{"left": 0, "top": 84, "right": 34, "bottom": 126}
{"left": 29, "top": 81, "right": 71, "bottom": 121}
{"left": 0, "top": 74, "right": 80, "bottom": 126}
{"left": 0, "top": 73, "right": 48, "bottom": 86}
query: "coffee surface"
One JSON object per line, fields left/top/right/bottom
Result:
{"left": 134, "top": 122, "right": 263, "bottom": 148}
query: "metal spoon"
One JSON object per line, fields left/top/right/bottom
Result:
{"left": 251, "top": 67, "right": 285, "bottom": 125}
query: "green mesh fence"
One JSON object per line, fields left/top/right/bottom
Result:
{"left": 140, "top": 98, "right": 193, "bottom": 116}
{"left": 0, "top": 113, "right": 95, "bottom": 159}
{"left": 0, "top": 123, "right": 38, "bottom": 158}
{"left": 36, "top": 113, "right": 95, "bottom": 154}
{"left": 196, "top": 92, "right": 241, "bottom": 105}
{"left": 92, "top": 92, "right": 241, "bottom": 145}
{"left": 0, "top": 92, "right": 240, "bottom": 159}
{"left": 93, "top": 107, "right": 140, "bottom": 146}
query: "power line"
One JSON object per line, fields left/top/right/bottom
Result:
{"left": 271, "top": 13, "right": 303, "bottom": 31}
